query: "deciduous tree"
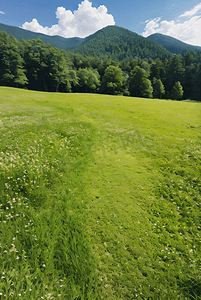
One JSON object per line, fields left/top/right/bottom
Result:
{"left": 101, "top": 65, "right": 123, "bottom": 94}
{"left": 0, "top": 32, "right": 28, "bottom": 87}
{"left": 77, "top": 68, "right": 100, "bottom": 93}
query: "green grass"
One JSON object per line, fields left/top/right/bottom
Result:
{"left": 0, "top": 87, "right": 200, "bottom": 299}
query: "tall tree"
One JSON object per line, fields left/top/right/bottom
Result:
{"left": 129, "top": 66, "right": 153, "bottom": 98}
{"left": 0, "top": 32, "right": 28, "bottom": 87}
{"left": 153, "top": 78, "right": 165, "bottom": 99}
{"left": 165, "top": 55, "right": 185, "bottom": 92}
{"left": 22, "top": 39, "right": 70, "bottom": 92}
{"left": 150, "top": 58, "right": 166, "bottom": 81}
{"left": 182, "top": 63, "right": 195, "bottom": 99}
{"left": 67, "top": 70, "right": 79, "bottom": 92}
{"left": 171, "top": 81, "right": 184, "bottom": 100}
{"left": 182, "top": 52, "right": 196, "bottom": 99}
{"left": 22, "top": 39, "right": 45, "bottom": 90}
{"left": 193, "top": 63, "right": 201, "bottom": 101}
{"left": 100, "top": 65, "right": 123, "bottom": 95}
{"left": 140, "top": 61, "right": 151, "bottom": 77}
{"left": 76, "top": 68, "right": 100, "bottom": 93}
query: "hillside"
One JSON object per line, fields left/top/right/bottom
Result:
{"left": 69, "top": 25, "right": 172, "bottom": 61}
{"left": 1, "top": 22, "right": 201, "bottom": 60}
{"left": 0, "top": 23, "right": 172, "bottom": 61}
{"left": 147, "top": 33, "right": 201, "bottom": 55}
{"left": 0, "top": 22, "right": 85, "bottom": 50}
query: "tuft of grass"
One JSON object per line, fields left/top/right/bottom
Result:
{"left": 0, "top": 87, "right": 201, "bottom": 299}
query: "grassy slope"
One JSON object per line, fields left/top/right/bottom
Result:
{"left": 0, "top": 87, "right": 200, "bottom": 299}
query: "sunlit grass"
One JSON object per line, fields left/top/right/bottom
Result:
{"left": 0, "top": 87, "right": 200, "bottom": 299}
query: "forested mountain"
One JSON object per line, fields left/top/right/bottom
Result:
{"left": 0, "top": 30, "right": 201, "bottom": 100}
{"left": 0, "top": 23, "right": 85, "bottom": 50}
{"left": 70, "top": 26, "right": 172, "bottom": 61}
{"left": 147, "top": 33, "right": 201, "bottom": 55}
{"left": 1, "top": 22, "right": 201, "bottom": 60}
{"left": 0, "top": 23, "right": 172, "bottom": 61}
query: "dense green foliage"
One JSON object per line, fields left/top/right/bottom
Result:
{"left": 1, "top": 88, "right": 201, "bottom": 299}
{"left": 171, "top": 81, "right": 184, "bottom": 100}
{"left": 71, "top": 26, "right": 172, "bottom": 62}
{"left": 0, "top": 31, "right": 201, "bottom": 100}
{"left": 100, "top": 65, "right": 123, "bottom": 95}
{"left": 147, "top": 33, "right": 201, "bottom": 55}
{"left": 129, "top": 66, "right": 153, "bottom": 98}
{"left": 1, "top": 22, "right": 201, "bottom": 59}
{"left": 0, "top": 23, "right": 172, "bottom": 60}
{"left": 153, "top": 78, "right": 165, "bottom": 99}
{"left": 0, "top": 32, "right": 28, "bottom": 87}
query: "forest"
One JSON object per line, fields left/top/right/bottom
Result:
{"left": 0, "top": 31, "right": 201, "bottom": 100}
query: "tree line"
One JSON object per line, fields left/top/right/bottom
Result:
{"left": 0, "top": 31, "right": 201, "bottom": 100}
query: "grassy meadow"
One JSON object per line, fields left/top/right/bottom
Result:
{"left": 0, "top": 87, "right": 200, "bottom": 299}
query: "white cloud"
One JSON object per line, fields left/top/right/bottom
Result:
{"left": 0, "top": 11, "right": 5, "bottom": 14}
{"left": 179, "top": 2, "right": 201, "bottom": 18}
{"left": 142, "top": 2, "right": 201, "bottom": 47}
{"left": 142, "top": 17, "right": 161, "bottom": 35}
{"left": 22, "top": 0, "right": 115, "bottom": 38}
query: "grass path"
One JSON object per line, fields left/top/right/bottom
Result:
{"left": 0, "top": 87, "right": 201, "bottom": 299}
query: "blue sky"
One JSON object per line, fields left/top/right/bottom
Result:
{"left": 1, "top": 0, "right": 201, "bottom": 46}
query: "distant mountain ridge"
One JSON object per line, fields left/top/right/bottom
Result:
{"left": 0, "top": 22, "right": 200, "bottom": 61}
{"left": 0, "top": 23, "right": 172, "bottom": 61}
{"left": 0, "top": 23, "right": 85, "bottom": 50}
{"left": 147, "top": 33, "right": 201, "bottom": 55}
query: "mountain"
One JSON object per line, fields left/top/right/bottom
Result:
{"left": 147, "top": 33, "right": 201, "bottom": 55}
{"left": 0, "top": 22, "right": 85, "bottom": 50}
{"left": 0, "top": 23, "right": 172, "bottom": 61}
{"left": 1, "top": 22, "right": 201, "bottom": 60}
{"left": 69, "top": 26, "right": 172, "bottom": 61}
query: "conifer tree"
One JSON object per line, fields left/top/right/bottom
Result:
{"left": 171, "top": 81, "right": 184, "bottom": 100}
{"left": 129, "top": 66, "right": 153, "bottom": 98}
{"left": 153, "top": 78, "right": 165, "bottom": 99}
{"left": 193, "top": 63, "right": 201, "bottom": 101}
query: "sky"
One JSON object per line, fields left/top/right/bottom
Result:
{"left": 1, "top": 0, "right": 201, "bottom": 46}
